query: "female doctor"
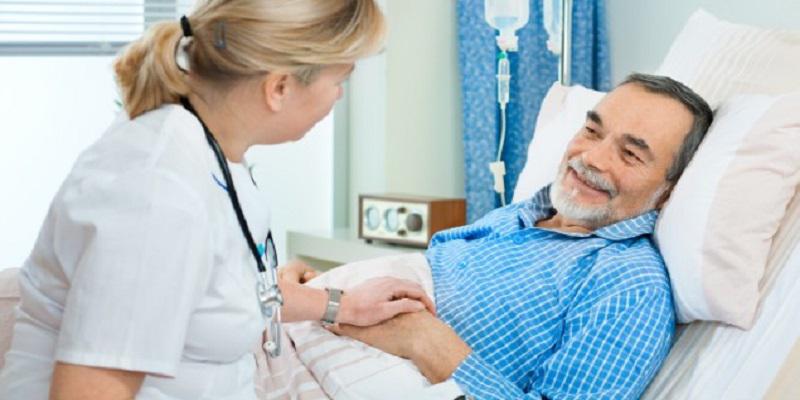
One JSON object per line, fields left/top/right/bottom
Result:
{"left": 0, "top": 0, "right": 434, "bottom": 399}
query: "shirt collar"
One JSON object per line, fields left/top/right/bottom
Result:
{"left": 518, "top": 184, "right": 659, "bottom": 241}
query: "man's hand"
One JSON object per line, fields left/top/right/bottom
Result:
{"left": 278, "top": 260, "right": 318, "bottom": 284}
{"left": 329, "top": 311, "right": 471, "bottom": 383}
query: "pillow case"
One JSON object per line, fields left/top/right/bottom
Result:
{"left": 657, "top": 9, "right": 800, "bottom": 109}
{"left": 656, "top": 92, "right": 800, "bottom": 328}
{"left": 513, "top": 83, "right": 800, "bottom": 328}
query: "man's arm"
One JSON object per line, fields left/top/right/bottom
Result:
{"left": 334, "top": 286, "right": 674, "bottom": 400}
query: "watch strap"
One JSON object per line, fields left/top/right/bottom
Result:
{"left": 321, "top": 288, "right": 343, "bottom": 326}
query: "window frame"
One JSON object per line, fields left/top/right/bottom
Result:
{"left": 0, "top": 0, "right": 183, "bottom": 56}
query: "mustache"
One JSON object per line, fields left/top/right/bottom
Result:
{"left": 567, "top": 158, "right": 618, "bottom": 197}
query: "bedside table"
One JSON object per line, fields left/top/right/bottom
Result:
{"left": 286, "top": 228, "right": 422, "bottom": 271}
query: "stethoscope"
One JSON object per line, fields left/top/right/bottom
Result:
{"left": 180, "top": 97, "right": 284, "bottom": 358}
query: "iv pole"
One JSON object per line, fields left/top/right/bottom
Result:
{"left": 488, "top": 0, "right": 573, "bottom": 207}
{"left": 558, "top": 0, "right": 573, "bottom": 86}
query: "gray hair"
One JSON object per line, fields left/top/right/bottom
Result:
{"left": 619, "top": 73, "right": 714, "bottom": 183}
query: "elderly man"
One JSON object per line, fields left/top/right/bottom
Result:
{"left": 306, "top": 73, "right": 713, "bottom": 399}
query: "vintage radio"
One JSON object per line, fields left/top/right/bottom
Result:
{"left": 358, "top": 194, "right": 466, "bottom": 248}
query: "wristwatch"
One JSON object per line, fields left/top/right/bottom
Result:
{"left": 321, "top": 288, "right": 343, "bottom": 326}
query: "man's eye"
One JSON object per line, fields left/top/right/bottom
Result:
{"left": 584, "top": 126, "right": 600, "bottom": 137}
{"left": 623, "top": 149, "right": 642, "bottom": 163}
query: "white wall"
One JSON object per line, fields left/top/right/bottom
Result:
{"left": 0, "top": 57, "right": 117, "bottom": 270}
{"left": 606, "top": 0, "right": 800, "bottom": 84}
{"left": 247, "top": 117, "right": 334, "bottom": 263}
{"left": 384, "top": 0, "right": 463, "bottom": 197}
{"left": 346, "top": 0, "right": 464, "bottom": 229}
{"left": 0, "top": 58, "right": 334, "bottom": 270}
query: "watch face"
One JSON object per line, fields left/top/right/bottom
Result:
{"left": 365, "top": 206, "right": 380, "bottom": 230}
{"left": 384, "top": 208, "right": 399, "bottom": 232}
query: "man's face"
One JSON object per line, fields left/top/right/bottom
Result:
{"left": 550, "top": 83, "right": 694, "bottom": 228}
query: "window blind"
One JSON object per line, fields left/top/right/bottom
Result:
{"left": 0, "top": 0, "right": 194, "bottom": 56}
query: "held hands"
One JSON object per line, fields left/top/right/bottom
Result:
{"left": 276, "top": 260, "right": 436, "bottom": 328}
{"left": 337, "top": 277, "right": 437, "bottom": 327}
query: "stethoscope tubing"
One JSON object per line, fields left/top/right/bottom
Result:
{"left": 179, "top": 97, "right": 283, "bottom": 357}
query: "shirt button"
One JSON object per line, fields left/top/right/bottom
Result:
{"left": 458, "top": 261, "right": 468, "bottom": 268}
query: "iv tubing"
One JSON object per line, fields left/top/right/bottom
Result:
{"left": 495, "top": 105, "right": 508, "bottom": 206}
{"left": 496, "top": 104, "right": 507, "bottom": 163}
{"left": 491, "top": 51, "right": 511, "bottom": 207}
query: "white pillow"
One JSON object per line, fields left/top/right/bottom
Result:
{"left": 513, "top": 83, "right": 800, "bottom": 329}
{"left": 657, "top": 9, "right": 800, "bottom": 109}
{"left": 656, "top": 93, "right": 800, "bottom": 328}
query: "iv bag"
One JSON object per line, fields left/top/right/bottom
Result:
{"left": 484, "top": 0, "right": 530, "bottom": 51}
{"left": 543, "top": 0, "right": 562, "bottom": 55}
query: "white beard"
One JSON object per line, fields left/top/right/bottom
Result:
{"left": 549, "top": 160, "right": 667, "bottom": 228}
{"left": 549, "top": 176, "right": 614, "bottom": 227}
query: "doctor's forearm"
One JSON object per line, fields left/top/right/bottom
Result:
{"left": 278, "top": 282, "right": 328, "bottom": 323}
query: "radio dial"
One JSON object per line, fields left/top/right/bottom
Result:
{"left": 365, "top": 206, "right": 380, "bottom": 230}
{"left": 384, "top": 208, "right": 400, "bottom": 232}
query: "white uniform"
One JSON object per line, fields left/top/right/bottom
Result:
{"left": 0, "top": 105, "right": 270, "bottom": 399}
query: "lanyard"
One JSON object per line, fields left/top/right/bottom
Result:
{"left": 179, "top": 97, "right": 284, "bottom": 357}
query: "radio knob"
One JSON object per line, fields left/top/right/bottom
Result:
{"left": 405, "top": 213, "right": 424, "bottom": 232}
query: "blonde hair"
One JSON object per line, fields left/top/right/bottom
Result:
{"left": 114, "top": 0, "right": 386, "bottom": 119}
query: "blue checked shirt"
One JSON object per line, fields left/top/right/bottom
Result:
{"left": 426, "top": 186, "right": 675, "bottom": 400}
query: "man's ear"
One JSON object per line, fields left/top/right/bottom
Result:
{"left": 655, "top": 183, "right": 674, "bottom": 210}
{"left": 261, "top": 73, "right": 291, "bottom": 112}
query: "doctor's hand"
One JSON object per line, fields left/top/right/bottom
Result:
{"left": 278, "top": 260, "right": 319, "bottom": 284}
{"left": 337, "top": 277, "right": 436, "bottom": 327}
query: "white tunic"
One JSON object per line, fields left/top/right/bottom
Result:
{"left": 0, "top": 105, "right": 270, "bottom": 399}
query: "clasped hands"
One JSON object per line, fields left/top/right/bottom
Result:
{"left": 278, "top": 260, "right": 471, "bottom": 383}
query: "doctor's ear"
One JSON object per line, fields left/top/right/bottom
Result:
{"left": 261, "top": 72, "right": 292, "bottom": 112}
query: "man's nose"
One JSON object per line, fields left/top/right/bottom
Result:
{"left": 580, "top": 138, "right": 614, "bottom": 172}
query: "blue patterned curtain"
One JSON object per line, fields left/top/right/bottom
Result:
{"left": 458, "top": 0, "right": 611, "bottom": 222}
